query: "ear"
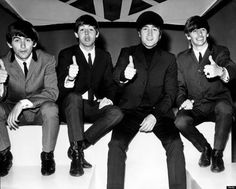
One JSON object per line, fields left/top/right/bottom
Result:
{"left": 138, "top": 31, "right": 141, "bottom": 38}
{"left": 33, "top": 42, "right": 37, "bottom": 48}
{"left": 207, "top": 33, "right": 209, "bottom": 37}
{"left": 96, "top": 31, "right": 99, "bottom": 38}
{"left": 74, "top": 32, "right": 79, "bottom": 38}
{"left": 185, "top": 34, "right": 191, "bottom": 40}
{"left": 7, "top": 42, "right": 12, "bottom": 48}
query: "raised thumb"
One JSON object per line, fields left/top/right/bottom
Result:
{"left": 128, "top": 55, "right": 134, "bottom": 68}
{"left": 208, "top": 55, "right": 215, "bottom": 65}
{"left": 72, "top": 55, "right": 78, "bottom": 65}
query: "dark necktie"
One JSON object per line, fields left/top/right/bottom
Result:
{"left": 23, "top": 62, "right": 28, "bottom": 78}
{"left": 88, "top": 53, "right": 92, "bottom": 68}
{"left": 88, "top": 53, "right": 94, "bottom": 103}
{"left": 199, "top": 52, "right": 203, "bottom": 62}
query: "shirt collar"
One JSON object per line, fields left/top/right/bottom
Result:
{"left": 15, "top": 53, "right": 32, "bottom": 66}
{"left": 192, "top": 44, "right": 208, "bottom": 58}
{"left": 79, "top": 45, "right": 95, "bottom": 61}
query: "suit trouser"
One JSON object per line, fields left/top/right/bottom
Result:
{"left": 60, "top": 92, "right": 123, "bottom": 144}
{"left": 0, "top": 101, "right": 59, "bottom": 152}
{"left": 175, "top": 100, "right": 233, "bottom": 152}
{"left": 107, "top": 109, "right": 186, "bottom": 189}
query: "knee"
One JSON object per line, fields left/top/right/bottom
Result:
{"left": 215, "top": 101, "right": 233, "bottom": 116}
{"left": 40, "top": 101, "right": 58, "bottom": 118}
{"left": 174, "top": 115, "right": 191, "bottom": 131}
{"left": 64, "top": 92, "right": 83, "bottom": 106}
{"left": 106, "top": 106, "right": 124, "bottom": 123}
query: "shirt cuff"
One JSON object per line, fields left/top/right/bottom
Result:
{"left": 64, "top": 76, "right": 75, "bottom": 88}
{"left": 0, "top": 84, "right": 4, "bottom": 97}
{"left": 220, "top": 67, "right": 230, "bottom": 83}
{"left": 20, "top": 99, "right": 33, "bottom": 109}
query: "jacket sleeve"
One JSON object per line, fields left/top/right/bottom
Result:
{"left": 101, "top": 52, "right": 117, "bottom": 101}
{"left": 214, "top": 46, "right": 236, "bottom": 81}
{"left": 28, "top": 55, "right": 59, "bottom": 107}
{"left": 57, "top": 50, "right": 74, "bottom": 99}
{"left": 113, "top": 48, "right": 130, "bottom": 87}
{"left": 176, "top": 56, "right": 188, "bottom": 108}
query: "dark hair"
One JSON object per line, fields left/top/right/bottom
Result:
{"left": 136, "top": 11, "right": 164, "bottom": 31}
{"left": 184, "top": 16, "right": 210, "bottom": 34}
{"left": 74, "top": 14, "right": 99, "bottom": 33}
{"left": 6, "top": 20, "right": 39, "bottom": 44}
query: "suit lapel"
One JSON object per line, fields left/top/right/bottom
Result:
{"left": 149, "top": 48, "right": 162, "bottom": 71}
{"left": 75, "top": 46, "right": 90, "bottom": 68}
{"left": 10, "top": 60, "right": 25, "bottom": 82}
{"left": 133, "top": 45, "right": 148, "bottom": 70}
{"left": 27, "top": 59, "right": 38, "bottom": 80}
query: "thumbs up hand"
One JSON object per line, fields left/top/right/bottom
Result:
{"left": 0, "top": 59, "right": 8, "bottom": 84}
{"left": 124, "top": 56, "right": 137, "bottom": 80}
{"left": 68, "top": 56, "right": 79, "bottom": 80}
{"left": 203, "top": 55, "right": 223, "bottom": 78}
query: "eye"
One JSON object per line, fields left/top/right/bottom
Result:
{"left": 79, "top": 28, "right": 84, "bottom": 32}
{"left": 152, "top": 28, "right": 158, "bottom": 32}
{"left": 142, "top": 27, "right": 148, "bottom": 31}
{"left": 12, "top": 37, "right": 20, "bottom": 43}
{"left": 26, "top": 38, "right": 32, "bottom": 43}
{"left": 201, "top": 28, "right": 207, "bottom": 33}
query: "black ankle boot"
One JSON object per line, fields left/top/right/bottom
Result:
{"left": 0, "top": 147, "right": 13, "bottom": 177}
{"left": 211, "top": 149, "right": 225, "bottom": 173}
{"left": 41, "top": 151, "right": 55, "bottom": 176}
{"left": 198, "top": 145, "right": 212, "bottom": 167}
{"left": 68, "top": 140, "right": 92, "bottom": 169}
{"left": 69, "top": 141, "right": 84, "bottom": 176}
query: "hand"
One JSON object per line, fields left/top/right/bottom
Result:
{"left": 179, "top": 99, "right": 194, "bottom": 110}
{"left": 7, "top": 102, "right": 23, "bottom": 130}
{"left": 203, "top": 55, "right": 224, "bottom": 78}
{"left": 139, "top": 114, "right": 156, "bottom": 133}
{"left": 98, "top": 97, "right": 113, "bottom": 109}
{"left": 0, "top": 59, "right": 8, "bottom": 84}
{"left": 124, "top": 55, "right": 136, "bottom": 80}
{"left": 68, "top": 56, "right": 79, "bottom": 80}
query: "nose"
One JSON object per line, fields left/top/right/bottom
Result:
{"left": 84, "top": 29, "right": 89, "bottom": 35}
{"left": 20, "top": 39, "right": 26, "bottom": 48}
{"left": 147, "top": 28, "right": 153, "bottom": 39}
{"left": 197, "top": 29, "right": 203, "bottom": 36}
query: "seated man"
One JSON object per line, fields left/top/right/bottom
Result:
{"left": 107, "top": 11, "right": 186, "bottom": 189}
{"left": 175, "top": 15, "right": 236, "bottom": 173}
{"left": 0, "top": 20, "right": 59, "bottom": 176}
{"left": 57, "top": 15, "right": 123, "bottom": 177}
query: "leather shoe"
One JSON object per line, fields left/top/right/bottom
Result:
{"left": 0, "top": 148, "right": 13, "bottom": 177}
{"left": 211, "top": 149, "right": 225, "bottom": 173}
{"left": 41, "top": 151, "right": 55, "bottom": 176}
{"left": 68, "top": 145, "right": 92, "bottom": 168}
{"left": 198, "top": 145, "right": 212, "bottom": 167}
{"left": 69, "top": 142, "right": 84, "bottom": 176}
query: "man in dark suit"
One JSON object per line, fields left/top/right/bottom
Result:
{"left": 57, "top": 15, "right": 123, "bottom": 177}
{"left": 175, "top": 16, "right": 236, "bottom": 173}
{"left": 0, "top": 20, "right": 59, "bottom": 176}
{"left": 107, "top": 11, "right": 186, "bottom": 189}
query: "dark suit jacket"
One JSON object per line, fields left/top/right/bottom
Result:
{"left": 0, "top": 50, "right": 58, "bottom": 108}
{"left": 113, "top": 44, "right": 177, "bottom": 121}
{"left": 176, "top": 44, "right": 236, "bottom": 108}
{"left": 57, "top": 45, "right": 116, "bottom": 104}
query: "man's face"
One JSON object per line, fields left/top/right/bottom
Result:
{"left": 75, "top": 24, "right": 99, "bottom": 49}
{"left": 186, "top": 28, "right": 209, "bottom": 49}
{"left": 138, "top": 24, "right": 161, "bottom": 49}
{"left": 8, "top": 36, "right": 36, "bottom": 61}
